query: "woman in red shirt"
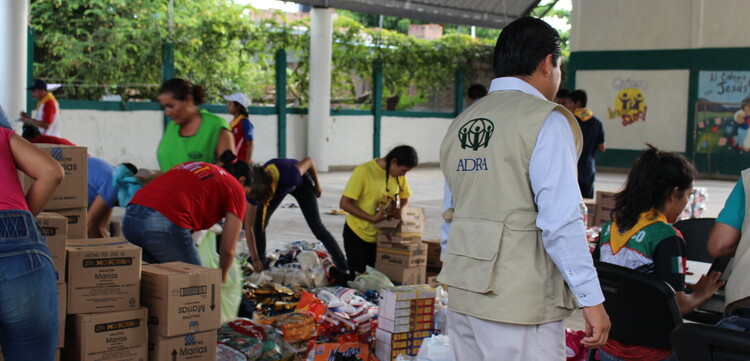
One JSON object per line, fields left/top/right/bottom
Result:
{"left": 122, "top": 151, "right": 251, "bottom": 282}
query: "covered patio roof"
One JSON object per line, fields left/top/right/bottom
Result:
{"left": 290, "top": 0, "right": 544, "bottom": 29}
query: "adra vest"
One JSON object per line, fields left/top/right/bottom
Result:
{"left": 438, "top": 90, "right": 582, "bottom": 324}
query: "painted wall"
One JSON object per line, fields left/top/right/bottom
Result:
{"left": 570, "top": 0, "right": 750, "bottom": 52}
{"left": 575, "top": 70, "right": 690, "bottom": 152}
{"left": 54, "top": 108, "right": 451, "bottom": 171}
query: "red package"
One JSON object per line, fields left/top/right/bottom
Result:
{"left": 296, "top": 291, "right": 327, "bottom": 322}
{"left": 565, "top": 329, "right": 588, "bottom": 361}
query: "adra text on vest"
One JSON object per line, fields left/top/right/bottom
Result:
{"left": 456, "top": 158, "right": 489, "bottom": 172}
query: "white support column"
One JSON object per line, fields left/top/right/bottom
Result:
{"left": 307, "top": 7, "right": 334, "bottom": 172}
{"left": 0, "top": 0, "right": 29, "bottom": 131}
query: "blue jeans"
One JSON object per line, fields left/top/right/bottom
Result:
{"left": 122, "top": 204, "right": 201, "bottom": 265}
{"left": 0, "top": 210, "right": 58, "bottom": 361}
{"left": 599, "top": 349, "right": 677, "bottom": 361}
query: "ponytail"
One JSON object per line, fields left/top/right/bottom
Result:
{"left": 159, "top": 78, "right": 206, "bottom": 105}
{"left": 219, "top": 150, "right": 253, "bottom": 187}
{"left": 383, "top": 145, "right": 418, "bottom": 192}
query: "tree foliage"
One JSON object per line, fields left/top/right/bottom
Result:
{"left": 31, "top": 0, "right": 548, "bottom": 109}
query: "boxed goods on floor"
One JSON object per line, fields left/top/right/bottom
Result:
{"left": 376, "top": 285, "right": 436, "bottom": 360}
{"left": 422, "top": 238, "right": 442, "bottom": 270}
{"left": 376, "top": 242, "right": 428, "bottom": 267}
{"left": 65, "top": 307, "right": 148, "bottom": 361}
{"left": 141, "top": 262, "right": 222, "bottom": 337}
{"left": 66, "top": 238, "right": 142, "bottom": 314}
{"left": 307, "top": 341, "right": 370, "bottom": 361}
{"left": 55, "top": 207, "right": 88, "bottom": 240}
{"left": 149, "top": 330, "right": 216, "bottom": 361}
{"left": 375, "top": 262, "right": 426, "bottom": 285}
{"left": 594, "top": 191, "right": 616, "bottom": 226}
{"left": 57, "top": 283, "right": 66, "bottom": 348}
{"left": 36, "top": 212, "right": 67, "bottom": 283}
{"left": 375, "top": 207, "right": 426, "bottom": 243}
{"left": 19, "top": 145, "right": 88, "bottom": 210}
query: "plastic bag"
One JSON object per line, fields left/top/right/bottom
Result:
{"left": 416, "top": 335, "right": 452, "bottom": 361}
{"left": 197, "top": 231, "right": 242, "bottom": 322}
{"left": 218, "top": 318, "right": 296, "bottom": 361}
{"left": 396, "top": 356, "right": 415, "bottom": 361}
{"left": 347, "top": 266, "right": 394, "bottom": 292}
{"left": 433, "top": 286, "right": 448, "bottom": 335}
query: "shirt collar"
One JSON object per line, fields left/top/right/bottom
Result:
{"left": 488, "top": 77, "right": 547, "bottom": 100}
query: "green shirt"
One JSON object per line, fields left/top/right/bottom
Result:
{"left": 157, "top": 109, "right": 229, "bottom": 172}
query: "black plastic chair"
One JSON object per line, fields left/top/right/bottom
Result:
{"left": 671, "top": 323, "right": 750, "bottom": 361}
{"left": 673, "top": 217, "right": 716, "bottom": 263}
{"left": 595, "top": 261, "right": 683, "bottom": 348}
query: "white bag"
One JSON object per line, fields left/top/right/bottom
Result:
{"left": 416, "top": 335, "right": 453, "bottom": 361}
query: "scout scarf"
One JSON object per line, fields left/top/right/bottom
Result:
{"left": 574, "top": 107, "right": 594, "bottom": 121}
{"left": 35, "top": 92, "right": 56, "bottom": 111}
{"left": 610, "top": 210, "right": 667, "bottom": 254}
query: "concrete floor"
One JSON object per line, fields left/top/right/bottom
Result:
{"left": 260, "top": 167, "right": 738, "bottom": 331}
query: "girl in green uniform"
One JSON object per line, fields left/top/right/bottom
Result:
{"left": 594, "top": 145, "right": 724, "bottom": 361}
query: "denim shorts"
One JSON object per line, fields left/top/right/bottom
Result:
{"left": 0, "top": 209, "right": 58, "bottom": 361}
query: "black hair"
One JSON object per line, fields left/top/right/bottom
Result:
{"left": 219, "top": 150, "right": 253, "bottom": 187}
{"left": 612, "top": 144, "right": 696, "bottom": 231}
{"left": 556, "top": 88, "right": 570, "bottom": 99}
{"left": 232, "top": 101, "right": 249, "bottom": 117}
{"left": 121, "top": 163, "right": 138, "bottom": 175}
{"left": 159, "top": 78, "right": 206, "bottom": 105}
{"left": 741, "top": 97, "right": 750, "bottom": 108}
{"left": 21, "top": 123, "right": 40, "bottom": 141}
{"left": 384, "top": 145, "right": 418, "bottom": 192}
{"left": 249, "top": 164, "right": 274, "bottom": 204}
{"left": 493, "top": 17, "right": 561, "bottom": 78}
{"left": 467, "top": 84, "right": 488, "bottom": 101}
{"left": 570, "top": 89, "right": 588, "bottom": 107}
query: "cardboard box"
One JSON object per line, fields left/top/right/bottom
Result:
{"left": 56, "top": 207, "right": 88, "bottom": 240}
{"left": 57, "top": 283, "right": 67, "bottom": 348}
{"left": 378, "top": 285, "right": 436, "bottom": 319}
{"left": 376, "top": 341, "right": 420, "bottom": 361}
{"left": 20, "top": 145, "right": 88, "bottom": 210}
{"left": 149, "top": 330, "right": 216, "bottom": 361}
{"left": 307, "top": 342, "right": 369, "bottom": 361}
{"left": 422, "top": 239, "right": 443, "bottom": 269}
{"left": 376, "top": 231, "right": 422, "bottom": 244}
{"left": 376, "top": 243, "right": 428, "bottom": 267}
{"left": 375, "top": 207, "right": 426, "bottom": 235}
{"left": 595, "top": 191, "right": 616, "bottom": 207}
{"left": 375, "top": 262, "right": 426, "bottom": 285}
{"left": 66, "top": 238, "right": 142, "bottom": 314}
{"left": 66, "top": 307, "right": 147, "bottom": 361}
{"left": 141, "top": 262, "right": 222, "bottom": 337}
{"left": 37, "top": 212, "right": 68, "bottom": 283}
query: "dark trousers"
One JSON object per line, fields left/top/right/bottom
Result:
{"left": 254, "top": 174, "right": 349, "bottom": 271}
{"left": 579, "top": 179, "right": 595, "bottom": 199}
{"left": 343, "top": 222, "right": 377, "bottom": 276}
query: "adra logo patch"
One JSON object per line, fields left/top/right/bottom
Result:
{"left": 458, "top": 118, "right": 494, "bottom": 150}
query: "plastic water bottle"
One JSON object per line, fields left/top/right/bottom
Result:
{"left": 579, "top": 202, "right": 588, "bottom": 226}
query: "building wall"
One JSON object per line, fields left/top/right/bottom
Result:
{"left": 570, "top": 0, "right": 750, "bottom": 52}
{"left": 569, "top": 0, "right": 750, "bottom": 176}
{"left": 56, "top": 108, "right": 451, "bottom": 171}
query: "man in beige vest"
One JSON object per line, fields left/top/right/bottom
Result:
{"left": 708, "top": 169, "right": 750, "bottom": 314}
{"left": 438, "top": 17, "right": 610, "bottom": 360}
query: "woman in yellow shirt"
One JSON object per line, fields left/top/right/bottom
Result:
{"left": 339, "top": 145, "right": 418, "bottom": 276}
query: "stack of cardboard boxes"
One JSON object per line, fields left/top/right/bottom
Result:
{"left": 375, "top": 285, "right": 436, "bottom": 361}
{"left": 374, "top": 207, "right": 427, "bottom": 285}
{"left": 21, "top": 144, "right": 89, "bottom": 239}
{"left": 141, "top": 262, "right": 222, "bottom": 361}
{"left": 36, "top": 212, "right": 69, "bottom": 359}
{"left": 64, "top": 237, "right": 146, "bottom": 361}
{"left": 593, "top": 191, "right": 617, "bottom": 227}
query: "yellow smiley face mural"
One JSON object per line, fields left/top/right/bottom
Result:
{"left": 608, "top": 88, "right": 648, "bottom": 126}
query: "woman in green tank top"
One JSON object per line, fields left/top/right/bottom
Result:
{"left": 156, "top": 78, "right": 233, "bottom": 172}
